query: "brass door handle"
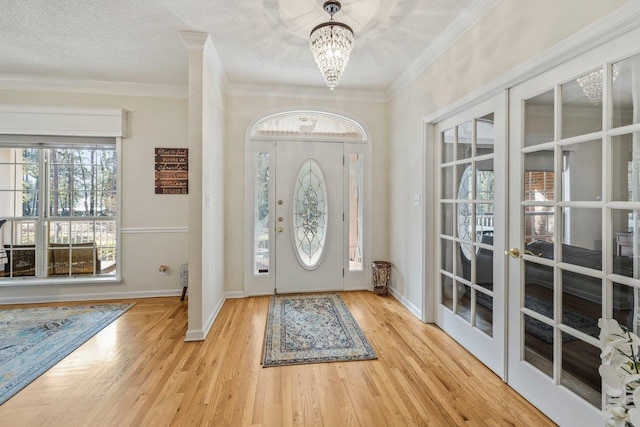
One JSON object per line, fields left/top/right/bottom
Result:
{"left": 505, "top": 248, "right": 542, "bottom": 259}
{"left": 277, "top": 227, "right": 283, "bottom": 232}
{"left": 505, "top": 248, "right": 523, "bottom": 258}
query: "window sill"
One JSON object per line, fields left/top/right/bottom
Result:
{"left": 0, "top": 276, "right": 122, "bottom": 287}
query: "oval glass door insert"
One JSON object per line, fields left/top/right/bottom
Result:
{"left": 293, "top": 159, "right": 328, "bottom": 269}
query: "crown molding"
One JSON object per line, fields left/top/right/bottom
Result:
{"left": 178, "top": 30, "right": 209, "bottom": 51}
{"left": 386, "top": 0, "right": 501, "bottom": 101}
{"left": 0, "top": 74, "right": 188, "bottom": 99}
{"left": 422, "top": 1, "right": 640, "bottom": 124}
{"left": 226, "top": 81, "right": 388, "bottom": 103}
{"left": 0, "top": 73, "right": 388, "bottom": 104}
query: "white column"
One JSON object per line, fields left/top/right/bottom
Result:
{"left": 179, "top": 31, "right": 207, "bottom": 340}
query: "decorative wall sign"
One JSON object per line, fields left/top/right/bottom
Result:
{"left": 154, "top": 148, "right": 188, "bottom": 194}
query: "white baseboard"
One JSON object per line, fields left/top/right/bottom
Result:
{"left": 0, "top": 289, "right": 182, "bottom": 305}
{"left": 201, "top": 295, "right": 226, "bottom": 339}
{"left": 184, "top": 291, "right": 246, "bottom": 341}
{"left": 388, "top": 287, "right": 423, "bottom": 320}
{"left": 246, "top": 291, "right": 273, "bottom": 297}
{"left": 225, "top": 291, "right": 246, "bottom": 299}
{"left": 184, "top": 329, "right": 204, "bottom": 341}
{"left": 344, "top": 286, "right": 371, "bottom": 292}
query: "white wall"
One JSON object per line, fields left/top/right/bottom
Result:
{"left": 201, "top": 38, "right": 226, "bottom": 336}
{"left": 224, "top": 95, "right": 389, "bottom": 293}
{"left": 0, "top": 90, "right": 189, "bottom": 303}
{"left": 388, "top": 0, "right": 630, "bottom": 320}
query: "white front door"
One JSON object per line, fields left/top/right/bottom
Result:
{"left": 435, "top": 93, "right": 507, "bottom": 377}
{"left": 507, "top": 27, "right": 640, "bottom": 426}
{"left": 274, "top": 140, "right": 344, "bottom": 293}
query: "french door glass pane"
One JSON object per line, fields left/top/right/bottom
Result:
{"left": 561, "top": 333, "right": 601, "bottom": 407}
{"left": 442, "top": 128, "right": 455, "bottom": 163}
{"left": 560, "top": 207, "right": 602, "bottom": 268}
{"left": 612, "top": 53, "right": 640, "bottom": 128}
{"left": 441, "top": 203, "right": 454, "bottom": 236}
{"left": 524, "top": 261, "right": 554, "bottom": 318}
{"left": 457, "top": 202, "right": 473, "bottom": 242}
{"left": 561, "top": 140, "right": 602, "bottom": 202}
{"left": 475, "top": 290, "right": 493, "bottom": 337}
{"left": 613, "top": 282, "right": 637, "bottom": 332}
{"left": 441, "top": 274, "right": 454, "bottom": 311}
{"left": 440, "top": 238, "right": 454, "bottom": 273}
{"left": 475, "top": 247, "right": 493, "bottom": 290}
{"left": 524, "top": 313, "right": 554, "bottom": 378}
{"left": 476, "top": 203, "right": 494, "bottom": 243}
{"left": 457, "top": 121, "right": 473, "bottom": 160}
{"left": 612, "top": 208, "right": 637, "bottom": 277}
{"left": 524, "top": 206, "right": 555, "bottom": 245}
{"left": 455, "top": 241, "right": 467, "bottom": 278}
{"left": 611, "top": 133, "right": 640, "bottom": 202}
{"left": 560, "top": 269, "right": 601, "bottom": 336}
{"left": 456, "top": 164, "right": 472, "bottom": 199}
{"left": 524, "top": 150, "right": 554, "bottom": 179}
{"left": 477, "top": 113, "right": 495, "bottom": 155}
{"left": 524, "top": 90, "right": 554, "bottom": 147}
{"left": 441, "top": 166, "right": 454, "bottom": 199}
{"left": 562, "top": 69, "right": 604, "bottom": 139}
{"left": 475, "top": 159, "right": 494, "bottom": 200}
{"left": 456, "top": 283, "right": 472, "bottom": 322}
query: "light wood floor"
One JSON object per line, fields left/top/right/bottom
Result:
{"left": 0, "top": 292, "right": 555, "bottom": 426}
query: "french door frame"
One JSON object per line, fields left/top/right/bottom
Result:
{"left": 507, "top": 26, "right": 640, "bottom": 427}
{"left": 431, "top": 92, "right": 508, "bottom": 378}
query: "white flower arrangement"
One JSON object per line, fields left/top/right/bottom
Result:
{"left": 599, "top": 318, "right": 640, "bottom": 426}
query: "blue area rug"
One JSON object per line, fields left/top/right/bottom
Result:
{"left": 262, "top": 293, "right": 377, "bottom": 367}
{"left": 475, "top": 292, "right": 599, "bottom": 343}
{"left": 0, "top": 303, "right": 134, "bottom": 405}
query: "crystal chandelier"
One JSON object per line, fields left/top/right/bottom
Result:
{"left": 310, "top": 1, "right": 354, "bottom": 90}
{"left": 576, "top": 63, "right": 620, "bottom": 105}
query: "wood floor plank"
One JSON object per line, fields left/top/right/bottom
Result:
{"left": 0, "top": 293, "right": 555, "bottom": 426}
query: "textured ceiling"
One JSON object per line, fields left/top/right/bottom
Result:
{"left": 0, "top": 0, "right": 472, "bottom": 91}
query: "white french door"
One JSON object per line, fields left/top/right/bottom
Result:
{"left": 274, "top": 140, "right": 344, "bottom": 293}
{"left": 507, "top": 27, "right": 640, "bottom": 426}
{"left": 435, "top": 93, "right": 507, "bottom": 377}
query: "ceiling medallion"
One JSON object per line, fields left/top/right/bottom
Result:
{"left": 309, "top": 1, "right": 354, "bottom": 90}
